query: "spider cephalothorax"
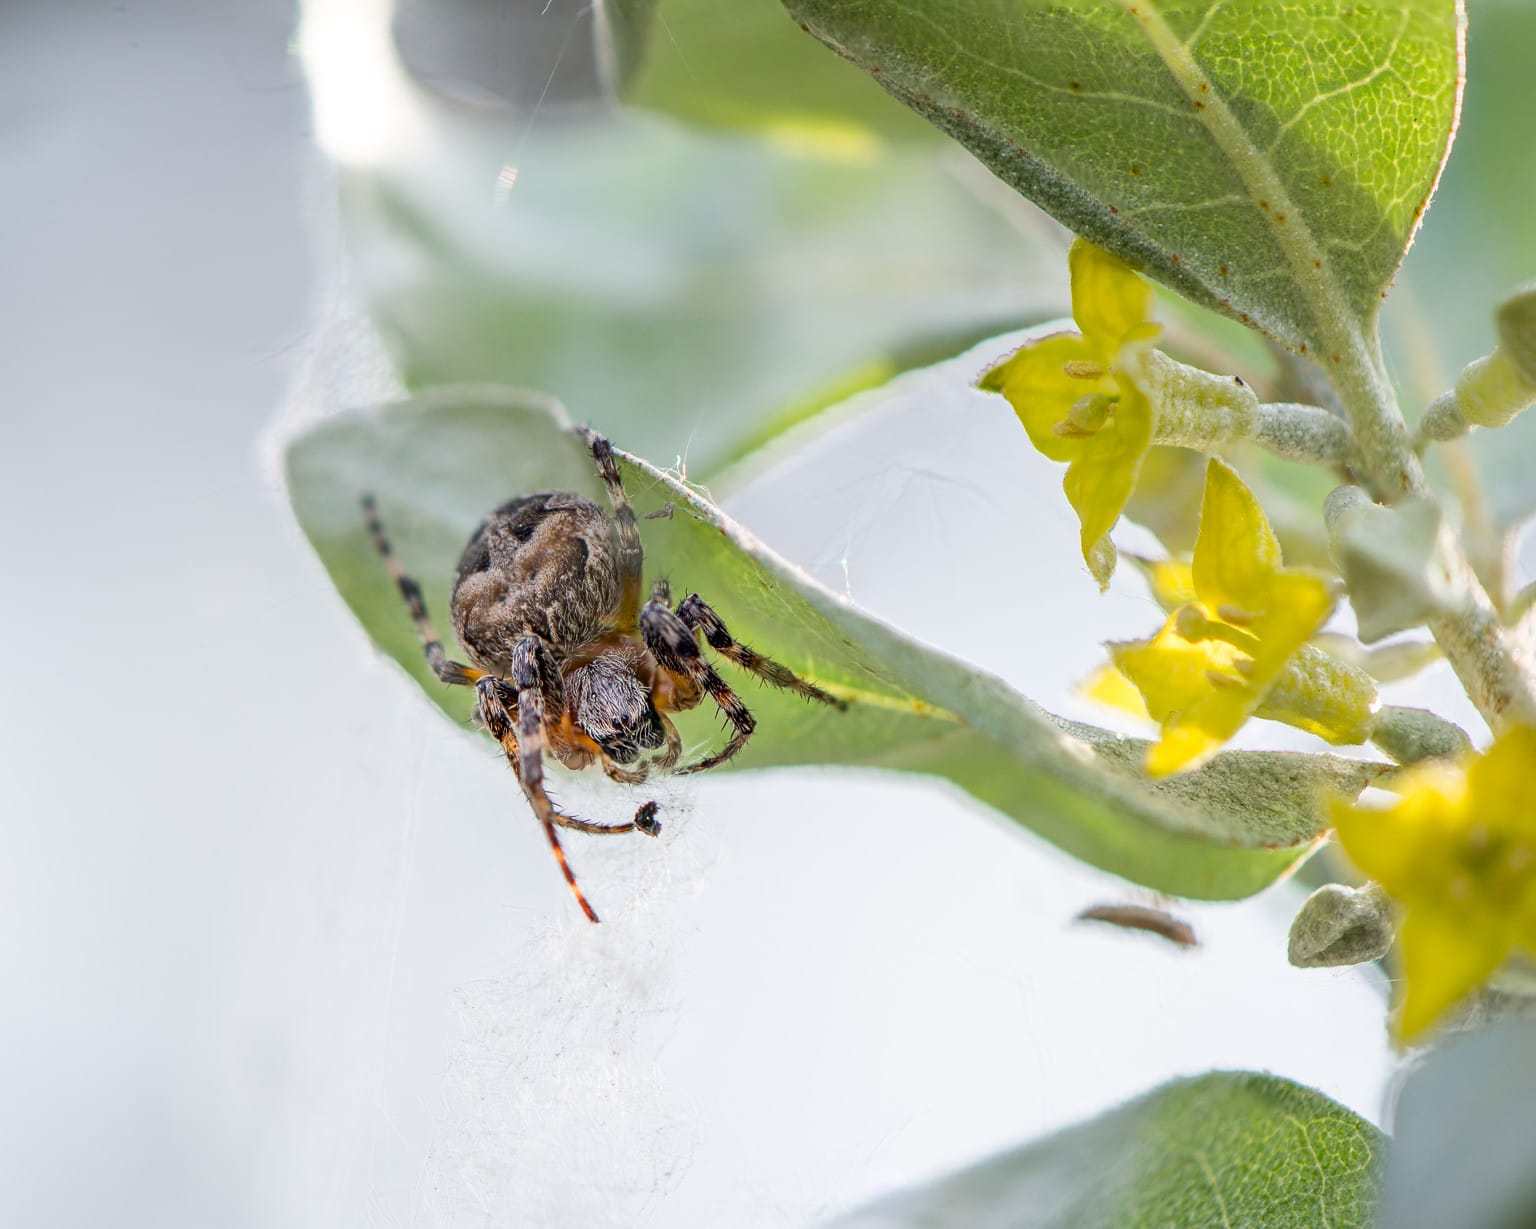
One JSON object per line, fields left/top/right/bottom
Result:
{"left": 362, "top": 428, "right": 846, "bottom": 922}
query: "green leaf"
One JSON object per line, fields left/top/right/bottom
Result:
{"left": 618, "top": 0, "right": 939, "bottom": 140}
{"left": 823, "top": 1071, "right": 1384, "bottom": 1228}
{"left": 783, "top": 0, "right": 1463, "bottom": 357}
{"left": 1380, "top": 1019, "right": 1536, "bottom": 1229}
{"left": 284, "top": 384, "right": 1383, "bottom": 900}
{"left": 1330, "top": 496, "right": 1451, "bottom": 642}
{"left": 342, "top": 107, "right": 1067, "bottom": 477}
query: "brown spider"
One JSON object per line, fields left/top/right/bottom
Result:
{"left": 362, "top": 426, "right": 846, "bottom": 922}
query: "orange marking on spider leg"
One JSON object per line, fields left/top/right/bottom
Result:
{"left": 543, "top": 821, "right": 600, "bottom": 923}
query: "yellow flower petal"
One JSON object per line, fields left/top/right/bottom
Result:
{"left": 1240, "top": 568, "right": 1336, "bottom": 699}
{"left": 1148, "top": 684, "right": 1260, "bottom": 776}
{"left": 1466, "top": 724, "right": 1536, "bottom": 837}
{"left": 979, "top": 332, "right": 1104, "bottom": 463}
{"left": 1078, "top": 663, "right": 1153, "bottom": 721}
{"left": 1113, "top": 614, "right": 1255, "bottom": 777}
{"left": 1062, "top": 384, "right": 1153, "bottom": 564}
{"left": 1129, "top": 554, "right": 1197, "bottom": 612}
{"left": 1112, "top": 618, "right": 1227, "bottom": 724}
{"left": 1145, "top": 724, "right": 1226, "bottom": 778}
{"left": 1118, "top": 585, "right": 1330, "bottom": 777}
{"left": 1396, "top": 907, "right": 1510, "bottom": 1042}
{"left": 1331, "top": 764, "right": 1467, "bottom": 897}
{"left": 1191, "top": 458, "right": 1283, "bottom": 614}
{"left": 1069, "top": 238, "right": 1154, "bottom": 352}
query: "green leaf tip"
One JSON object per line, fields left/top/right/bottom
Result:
{"left": 823, "top": 1070, "right": 1384, "bottom": 1228}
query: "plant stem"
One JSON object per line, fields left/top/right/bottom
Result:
{"left": 1330, "top": 339, "right": 1536, "bottom": 728}
{"left": 1253, "top": 402, "right": 1360, "bottom": 466}
{"left": 1124, "top": 0, "right": 1534, "bottom": 728}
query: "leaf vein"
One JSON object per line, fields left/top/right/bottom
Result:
{"left": 1181, "top": 1, "right": 1228, "bottom": 55}
{"left": 886, "top": 1, "right": 1195, "bottom": 120}
{"left": 1266, "top": 10, "right": 1412, "bottom": 155}
{"left": 1122, "top": 192, "right": 1247, "bottom": 219}
{"left": 1194, "top": 1150, "right": 1235, "bottom": 1229}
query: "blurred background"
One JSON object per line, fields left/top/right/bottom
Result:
{"left": 4, "top": 2, "right": 1532, "bottom": 1226}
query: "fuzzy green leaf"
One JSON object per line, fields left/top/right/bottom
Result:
{"left": 824, "top": 1071, "right": 1384, "bottom": 1229}
{"left": 783, "top": 0, "right": 1463, "bottom": 356}
{"left": 1330, "top": 496, "right": 1451, "bottom": 642}
{"left": 285, "top": 385, "right": 1382, "bottom": 900}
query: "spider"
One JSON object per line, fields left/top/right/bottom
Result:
{"left": 362, "top": 426, "right": 846, "bottom": 922}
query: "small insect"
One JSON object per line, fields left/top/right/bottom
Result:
{"left": 362, "top": 427, "right": 846, "bottom": 922}
{"left": 1075, "top": 903, "right": 1199, "bottom": 949}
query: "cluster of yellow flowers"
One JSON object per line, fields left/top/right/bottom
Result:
{"left": 982, "top": 239, "right": 1536, "bottom": 1042}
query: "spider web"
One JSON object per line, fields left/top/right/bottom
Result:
{"left": 269, "top": 255, "right": 721, "bottom": 1225}
{"left": 413, "top": 776, "right": 711, "bottom": 1229}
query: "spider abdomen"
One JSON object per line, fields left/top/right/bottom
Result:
{"left": 450, "top": 492, "right": 622, "bottom": 670}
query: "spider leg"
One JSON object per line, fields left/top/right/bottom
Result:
{"left": 593, "top": 764, "right": 665, "bottom": 836}
{"left": 642, "top": 584, "right": 757, "bottom": 775}
{"left": 361, "top": 494, "right": 481, "bottom": 686}
{"left": 576, "top": 426, "right": 644, "bottom": 631}
{"left": 476, "top": 656, "right": 648, "bottom": 836}
{"left": 603, "top": 761, "right": 649, "bottom": 786}
{"left": 474, "top": 664, "right": 598, "bottom": 923}
{"left": 476, "top": 644, "right": 654, "bottom": 925}
{"left": 677, "top": 592, "right": 846, "bottom": 710}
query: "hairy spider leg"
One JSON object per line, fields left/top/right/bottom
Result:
{"left": 474, "top": 667, "right": 606, "bottom": 925}
{"left": 577, "top": 427, "right": 644, "bottom": 631}
{"left": 677, "top": 593, "right": 847, "bottom": 711}
{"left": 475, "top": 658, "right": 650, "bottom": 841}
{"left": 363, "top": 496, "right": 597, "bottom": 922}
{"left": 642, "top": 582, "right": 759, "bottom": 774}
{"left": 360, "top": 494, "right": 482, "bottom": 687}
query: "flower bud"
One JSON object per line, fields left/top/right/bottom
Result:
{"left": 1288, "top": 882, "right": 1396, "bottom": 968}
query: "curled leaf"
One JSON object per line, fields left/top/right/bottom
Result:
{"left": 285, "top": 384, "right": 1383, "bottom": 900}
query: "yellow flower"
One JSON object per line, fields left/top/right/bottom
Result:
{"left": 1333, "top": 725, "right": 1536, "bottom": 1043}
{"left": 1111, "top": 459, "right": 1335, "bottom": 776}
{"left": 1131, "top": 553, "right": 1196, "bottom": 612}
{"left": 979, "top": 239, "right": 1161, "bottom": 587}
